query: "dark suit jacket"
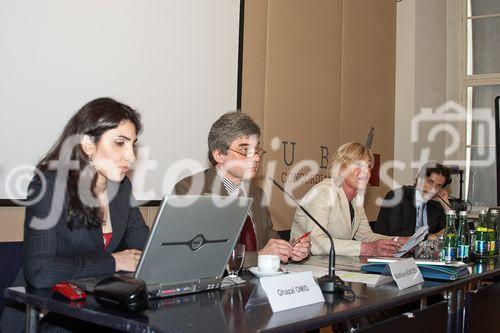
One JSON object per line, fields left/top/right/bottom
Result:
{"left": 173, "top": 167, "right": 279, "bottom": 252}
{"left": 1, "top": 170, "right": 149, "bottom": 332}
{"left": 374, "top": 186, "right": 446, "bottom": 237}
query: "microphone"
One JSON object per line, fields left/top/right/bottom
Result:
{"left": 268, "top": 177, "right": 345, "bottom": 295}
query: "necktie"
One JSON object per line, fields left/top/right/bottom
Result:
{"left": 238, "top": 187, "right": 257, "bottom": 251}
{"left": 416, "top": 204, "right": 424, "bottom": 229}
{"left": 240, "top": 215, "right": 257, "bottom": 251}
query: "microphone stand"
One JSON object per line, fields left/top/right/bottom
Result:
{"left": 269, "top": 178, "right": 345, "bottom": 295}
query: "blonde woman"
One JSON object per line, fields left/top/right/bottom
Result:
{"left": 291, "top": 142, "right": 408, "bottom": 257}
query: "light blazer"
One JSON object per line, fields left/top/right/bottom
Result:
{"left": 291, "top": 178, "right": 391, "bottom": 256}
{"left": 173, "top": 167, "right": 279, "bottom": 252}
{"left": 1, "top": 170, "right": 149, "bottom": 333}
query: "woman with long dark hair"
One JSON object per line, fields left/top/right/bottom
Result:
{"left": 1, "top": 97, "right": 149, "bottom": 332}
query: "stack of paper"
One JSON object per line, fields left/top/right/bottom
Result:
{"left": 395, "top": 226, "right": 428, "bottom": 257}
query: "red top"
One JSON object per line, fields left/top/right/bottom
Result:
{"left": 103, "top": 232, "right": 113, "bottom": 250}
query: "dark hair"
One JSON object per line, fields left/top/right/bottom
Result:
{"left": 37, "top": 97, "right": 142, "bottom": 229}
{"left": 207, "top": 111, "right": 261, "bottom": 165}
{"left": 414, "top": 161, "right": 452, "bottom": 187}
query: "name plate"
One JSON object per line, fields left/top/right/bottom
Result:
{"left": 388, "top": 258, "right": 424, "bottom": 290}
{"left": 259, "top": 271, "right": 324, "bottom": 312}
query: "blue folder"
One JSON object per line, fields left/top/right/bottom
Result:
{"left": 360, "top": 263, "right": 470, "bottom": 281}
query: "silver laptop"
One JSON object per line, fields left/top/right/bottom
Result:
{"left": 136, "top": 195, "right": 252, "bottom": 298}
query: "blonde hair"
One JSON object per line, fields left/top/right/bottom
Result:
{"left": 330, "top": 142, "right": 374, "bottom": 185}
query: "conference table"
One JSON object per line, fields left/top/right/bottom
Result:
{"left": 5, "top": 256, "right": 500, "bottom": 333}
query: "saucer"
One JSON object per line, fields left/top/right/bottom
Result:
{"left": 248, "top": 267, "right": 285, "bottom": 277}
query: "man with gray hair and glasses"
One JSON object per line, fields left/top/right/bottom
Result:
{"left": 174, "top": 111, "right": 310, "bottom": 264}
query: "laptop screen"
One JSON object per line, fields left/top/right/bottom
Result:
{"left": 135, "top": 195, "right": 252, "bottom": 286}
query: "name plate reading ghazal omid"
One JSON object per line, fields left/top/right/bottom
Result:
{"left": 388, "top": 258, "right": 424, "bottom": 290}
{"left": 259, "top": 271, "right": 324, "bottom": 312}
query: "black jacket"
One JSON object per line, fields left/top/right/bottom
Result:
{"left": 1, "top": 171, "right": 149, "bottom": 332}
{"left": 374, "top": 186, "right": 446, "bottom": 237}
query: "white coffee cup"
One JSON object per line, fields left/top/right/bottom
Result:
{"left": 257, "top": 254, "right": 280, "bottom": 272}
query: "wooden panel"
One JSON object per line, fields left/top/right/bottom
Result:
{"left": 356, "top": 301, "right": 447, "bottom": 333}
{"left": 262, "top": 0, "right": 343, "bottom": 230}
{"left": 241, "top": 0, "right": 268, "bottom": 127}
{"left": 0, "top": 206, "right": 153, "bottom": 242}
{"left": 466, "top": 283, "right": 500, "bottom": 332}
{"left": 340, "top": 0, "right": 397, "bottom": 220}
{"left": 0, "top": 207, "right": 24, "bottom": 241}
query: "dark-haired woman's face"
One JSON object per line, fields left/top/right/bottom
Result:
{"left": 90, "top": 120, "right": 137, "bottom": 183}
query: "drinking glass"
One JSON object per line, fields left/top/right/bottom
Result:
{"left": 415, "top": 239, "right": 441, "bottom": 260}
{"left": 226, "top": 243, "right": 245, "bottom": 278}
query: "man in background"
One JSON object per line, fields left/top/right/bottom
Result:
{"left": 374, "top": 161, "right": 452, "bottom": 239}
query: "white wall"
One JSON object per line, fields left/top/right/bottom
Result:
{"left": 394, "top": 0, "right": 416, "bottom": 187}
{"left": 394, "top": 0, "right": 460, "bottom": 194}
{"left": 0, "top": 0, "right": 241, "bottom": 201}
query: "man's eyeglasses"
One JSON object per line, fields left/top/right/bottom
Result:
{"left": 228, "top": 147, "right": 266, "bottom": 158}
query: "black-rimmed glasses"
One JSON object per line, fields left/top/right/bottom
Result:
{"left": 227, "top": 147, "right": 266, "bottom": 158}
